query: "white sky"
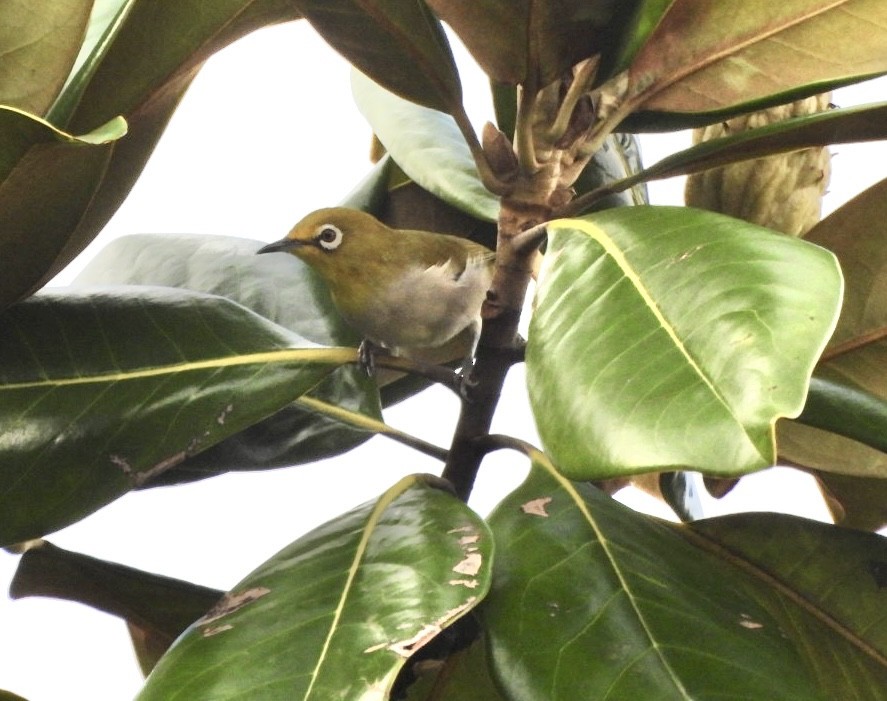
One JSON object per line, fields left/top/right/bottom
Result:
{"left": 2, "top": 21, "right": 887, "bottom": 700}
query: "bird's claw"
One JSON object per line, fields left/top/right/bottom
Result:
{"left": 458, "top": 357, "right": 480, "bottom": 401}
{"left": 358, "top": 339, "right": 377, "bottom": 377}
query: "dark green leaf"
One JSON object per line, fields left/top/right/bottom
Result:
{"left": 796, "top": 376, "right": 887, "bottom": 457}
{"left": 527, "top": 206, "right": 842, "bottom": 478}
{"left": 690, "top": 513, "right": 887, "bottom": 699}
{"left": 138, "top": 475, "right": 493, "bottom": 700}
{"left": 401, "top": 636, "right": 508, "bottom": 701}
{"left": 9, "top": 540, "right": 223, "bottom": 674}
{"left": 296, "top": 0, "right": 460, "bottom": 114}
{"left": 595, "top": 101, "right": 887, "bottom": 209}
{"left": 72, "top": 233, "right": 380, "bottom": 481}
{"left": 814, "top": 472, "right": 887, "bottom": 531}
{"left": 484, "top": 455, "right": 849, "bottom": 700}
{"left": 0, "top": 0, "right": 93, "bottom": 115}
{"left": 0, "top": 108, "right": 126, "bottom": 309}
{"left": 0, "top": 287, "right": 351, "bottom": 545}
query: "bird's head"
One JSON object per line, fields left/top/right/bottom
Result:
{"left": 257, "top": 208, "right": 387, "bottom": 279}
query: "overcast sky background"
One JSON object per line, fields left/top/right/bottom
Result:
{"left": 2, "top": 21, "right": 887, "bottom": 700}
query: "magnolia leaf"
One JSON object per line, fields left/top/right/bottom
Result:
{"left": 620, "top": 0, "right": 887, "bottom": 127}
{"left": 527, "top": 206, "right": 842, "bottom": 478}
{"left": 138, "top": 474, "right": 493, "bottom": 701}
{"left": 0, "top": 287, "right": 353, "bottom": 545}
{"left": 401, "top": 637, "right": 507, "bottom": 701}
{"left": 689, "top": 513, "right": 887, "bottom": 698}
{"left": 352, "top": 69, "right": 499, "bottom": 223}
{"left": 426, "top": 0, "right": 624, "bottom": 90}
{"left": 814, "top": 472, "right": 887, "bottom": 531}
{"left": 46, "top": 0, "right": 136, "bottom": 123}
{"left": 0, "top": 108, "right": 126, "bottom": 309}
{"left": 780, "top": 176, "right": 887, "bottom": 478}
{"left": 296, "top": 0, "right": 460, "bottom": 114}
{"left": 9, "top": 540, "right": 223, "bottom": 675}
{"left": 73, "top": 233, "right": 381, "bottom": 482}
{"left": 484, "top": 453, "right": 887, "bottom": 700}
{"left": 12, "top": 1, "right": 303, "bottom": 306}
{"left": 0, "top": 0, "right": 93, "bottom": 115}
{"left": 581, "top": 101, "right": 887, "bottom": 212}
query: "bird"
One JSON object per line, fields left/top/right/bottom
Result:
{"left": 257, "top": 208, "right": 495, "bottom": 371}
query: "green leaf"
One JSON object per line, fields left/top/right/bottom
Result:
{"left": 815, "top": 472, "right": 887, "bottom": 531}
{"left": 618, "top": 102, "right": 887, "bottom": 193}
{"left": 402, "top": 636, "right": 508, "bottom": 701}
{"left": 138, "top": 474, "right": 493, "bottom": 701}
{"left": 351, "top": 69, "right": 499, "bottom": 222}
{"left": 0, "top": 108, "right": 126, "bottom": 309}
{"left": 0, "top": 690, "right": 29, "bottom": 701}
{"left": 9, "top": 540, "right": 223, "bottom": 675}
{"left": 601, "top": 0, "right": 674, "bottom": 80}
{"left": 620, "top": 0, "right": 887, "bottom": 128}
{"left": 426, "top": 0, "right": 627, "bottom": 90}
{"left": 10, "top": 1, "right": 303, "bottom": 310}
{"left": 296, "top": 0, "right": 460, "bottom": 114}
{"left": 484, "top": 455, "right": 857, "bottom": 700}
{"left": 72, "top": 233, "right": 381, "bottom": 482}
{"left": 0, "top": 0, "right": 93, "bottom": 115}
{"left": 690, "top": 513, "right": 887, "bottom": 699}
{"left": 527, "top": 206, "right": 842, "bottom": 478}
{"left": 46, "top": 0, "right": 136, "bottom": 123}
{"left": 796, "top": 376, "right": 887, "bottom": 458}
{"left": 779, "top": 176, "right": 887, "bottom": 479}
{"left": 0, "top": 287, "right": 352, "bottom": 545}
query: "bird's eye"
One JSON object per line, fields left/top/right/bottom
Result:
{"left": 315, "top": 225, "right": 343, "bottom": 251}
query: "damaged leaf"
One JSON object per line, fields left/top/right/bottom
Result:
{"left": 138, "top": 474, "right": 493, "bottom": 701}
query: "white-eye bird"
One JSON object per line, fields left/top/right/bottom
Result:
{"left": 257, "top": 208, "right": 495, "bottom": 367}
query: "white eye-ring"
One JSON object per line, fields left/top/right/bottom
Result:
{"left": 314, "top": 224, "right": 344, "bottom": 251}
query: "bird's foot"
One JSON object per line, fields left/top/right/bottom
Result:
{"left": 358, "top": 339, "right": 389, "bottom": 377}
{"left": 457, "top": 356, "right": 480, "bottom": 401}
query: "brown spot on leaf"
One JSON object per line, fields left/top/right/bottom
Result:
{"left": 197, "top": 586, "right": 271, "bottom": 629}
{"left": 453, "top": 553, "right": 482, "bottom": 576}
{"left": 739, "top": 613, "right": 763, "bottom": 630}
{"left": 521, "top": 497, "right": 552, "bottom": 517}
{"left": 201, "top": 624, "right": 233, "bottom": 637}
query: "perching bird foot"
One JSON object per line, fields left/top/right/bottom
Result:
{"left": 358, "top": 339, "right": 390, "bottom": 377}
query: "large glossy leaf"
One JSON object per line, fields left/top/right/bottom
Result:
{"left": 689, "top": 513, "right": 887, "bottom": 699}
{"left": 0, "top": 108, "right": 126, "bottom": 309}
{"left": 814, "top": 472, "right": 887, "bottom": 531}
{"left": 527, "top": 206, "right": 842, "bottom": 479}
{"left": 46, "top": 0, "right": 136, "bottom": 123}
{"left": 618, "top": 0, "right": 887, "bottom": 129}
{"left": 0, "top": 0, "right": 93, "bottom": 115}
{"left": 779, "top": 177, "right": 887, "bottom": 477}
{"left": 402, "top": 637, "right": 508, "bottom": 701}
{"left": 73, "top": 234, "right": 380, "bottom": 481}
{"left": 484, "top": 453, "right": 887, "bottom": 700}
{"left": 352, "top": 70, "right": 499, "bottom": 223}
{"left": 295, "top": 0, "right": 460, "bottom": 114}
{"left": 426, "top": 0, "right": 629, "bottom": 91}
{"left": 10, "top": 540, "right": 223, "bottom": 674}
{"left": 0, "top": 287, "right": 353, "bottom": 545}
{"left": 138, "top": 474, "right": 493, "bottom": 700}
{"left": 6, "top": 1, "right": 303, "bottom": 307}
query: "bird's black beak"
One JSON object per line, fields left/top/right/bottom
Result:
{"left": 257, "top": 238, "right": 303, "bottom": 255}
